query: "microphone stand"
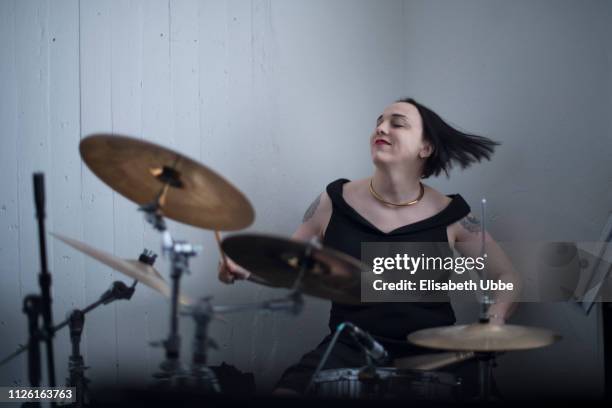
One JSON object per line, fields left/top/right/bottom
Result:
{"left": 18, "top": 173, "right": 56, "bottom": 408}
{"left": 304, "top": 321, "right": 388, "bottom": 396}
{"left": 33, "top": 173, "right": 57, "bottom": 390}
{"left": 64, "top": 280, "right": 137, "bottom": 407}
{"left": 1, "top": 281, "right": 138, "bottom": 392}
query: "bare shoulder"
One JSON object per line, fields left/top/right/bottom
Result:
{"left": 342, "top": 178, "right": 370, "bottom": 201}
{"left": 447, "top": 209, "right": 483, "bottom": 246}
{"left": 422, "top": 185, "right": 462, "bottom": 245}
{"left": 422, "top": 183, "right": 453, "bottom": 213}
{"left": 302, "top": 189, "right": 332, "bottom": 222}
{"left": 297, "top": 188, "right": 333, "bottom": 240}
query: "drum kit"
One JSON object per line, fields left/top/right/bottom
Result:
{"left": 1, "top": 134, "right": 562, "bottom": 404}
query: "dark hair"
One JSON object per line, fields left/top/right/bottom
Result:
{"left": 397, "top": 97, "right": 500, "bottom": 178}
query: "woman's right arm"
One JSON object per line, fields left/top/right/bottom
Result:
{"left": 217, "top": 190, "right": 333, "bottom": 284}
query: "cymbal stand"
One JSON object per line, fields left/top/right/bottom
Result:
{"left": 281, "top": 240, "right": 318, "bottom": 388}
{"left": 141, "top": 195, "right": 201, "bottom": 385}
{"left": 66, "top": 310, "right": 88, "bottom": 408}
{"left": 152, "top": 231, "right": 200, "bottom": 384}
{"left": 3, "top": 281, "right": 137, "bottom": 367}
{"left": 474, "top": 198, "right": 498, "bottom": 402}
{"left": 478, "top": 198, "right": 494, "bottom": 323}
{"left": 186, "top": 297, "right": 220, "bottom": 392}
{"left": 2, "top": 280, "right": 137, "bottom": 408}
{"left": 176, "top": 230, "right": 310, "bottom": 391}
{"left": 475, "top": 352, "right": 496, "bottom": 402}
{"left": 62, "top": 280, "right": 137, "bottom": 407}
{"left": 289, "top": 237, "right": 319, "bottom": 296}
{"left": 180, "top": 292, "right": 304, "bottom": 391}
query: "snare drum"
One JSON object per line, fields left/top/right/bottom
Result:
{"left": 310, "top": 367, "right": 462, "bottom": 400}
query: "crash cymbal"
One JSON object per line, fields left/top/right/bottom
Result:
{"left": 221, "top": 234, "right": 364, "bottom": 304}
{"left": 51, "top": 232, "right": 192, "bottom": 305}
{"left": 407, "top": 323, "right": 561, "bottom": 352}
{"left": 79, "top": 134, "right": 254, "bottom": 231}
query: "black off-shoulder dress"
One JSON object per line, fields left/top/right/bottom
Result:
{"left": 275, "top": 179, "right": 475, "bottom": 395}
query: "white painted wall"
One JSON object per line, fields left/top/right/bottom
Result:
{"left": 0, "top": 0, "right": 610, "bottom": 398}
{"left": 0, "top": 0, "right": 405, "bottom": 392}
{"left": 401, "top": 0, "right": 612, "bottom": 398}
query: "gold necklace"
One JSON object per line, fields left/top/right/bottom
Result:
{"left": 369, "top": 179, "right": 424, "bottom": 207}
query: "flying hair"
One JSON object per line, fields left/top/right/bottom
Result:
{"left": 397, "top": 98, "right": 500, "bottom": 178}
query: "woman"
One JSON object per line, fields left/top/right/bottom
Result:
{"left": 218, "top": 98, "right": 518, "bottom": 396}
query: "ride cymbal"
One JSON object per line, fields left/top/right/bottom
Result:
{"left": 79, "top": 134, "right": 254, "bottom": 231}
{"left": 407, "top": 323, "right": 561, "bottom": 352}
{"left": 221, "top": 234, "right": 363, "bottom": 304}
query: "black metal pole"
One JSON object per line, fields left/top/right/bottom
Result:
{"left": 68, "top": 310, "right": 88, "bottom": 408}
{"left": 166, "top": 253, "right": 182, "bottom": 361}
{"left": 604, "top": 302, "right": 612, "bottom": 399}
{"left": 33, "top": 173, "right": 57, "bottom": 388}
{"left": 23, "top": 296, "right": 41, "bottom": 388}
{"left": 1, "top": 280, "right": 136, "bottom": 369}
{"left": 23, "top": 295, "right": 41, "bottom": 408}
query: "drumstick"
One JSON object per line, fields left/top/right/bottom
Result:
{"left": 214, "top": 230, "right": 229, "bottom": 266}
{"left": 394, "top": 351, "right": 475, "bottom": 371}
{"left": 215, "top": 230, "right": 243, "bottom": 284}
{"left": 214, "top": 231, "right": 266, "bottom": 285}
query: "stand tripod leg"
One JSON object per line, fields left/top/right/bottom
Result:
{"left": 23, "top": 295, "right": 41, "bottom": 408}
{"left": 67, "top": 310, "right": 89, "bottom": 408}
{"left": 23, "top": 296, "right": 42, "bottom": 388}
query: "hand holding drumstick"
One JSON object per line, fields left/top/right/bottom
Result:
{"left": 215, "top": 231, "right": 251, "bottom": 284}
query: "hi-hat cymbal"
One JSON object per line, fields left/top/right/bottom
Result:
{"left": 51, "top": 232, "right": 192, "bottom": 305}
{"left": 79, "top": 134, "right": 254, "bottom": 231}
{"left": 407, "top": 323, "right": 561, "bottom": 352}
{"left": 221, "top": 234, "right": 364, "bottom": 304}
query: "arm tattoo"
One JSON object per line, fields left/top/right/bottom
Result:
{"left": 460, "top": 214, "right": 482, "bottom": 233}
{"left": 303, "top": 194, "right": 321, "bottom": 223}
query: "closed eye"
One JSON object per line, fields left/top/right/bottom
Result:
{"left": 376, "top": 114, "right": 410, "bottom": 128}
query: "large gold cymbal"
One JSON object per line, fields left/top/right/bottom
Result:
{"left": 52, "top": 232, "right": 192, "bottom": 306}
{"left": 80, "top": 134, "right": 254, "bottom": 231}
{"left": 221, "top": 234, "right": 364, "bottom": 304}
{"left": 407, "top": 323, "right": 561, "bottom": 352}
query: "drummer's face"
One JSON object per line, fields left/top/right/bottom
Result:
{"left": 370, "top": 102, "right": 432, "bottom": 168}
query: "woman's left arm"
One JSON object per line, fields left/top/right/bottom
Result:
{"left": 448, "top": 214, "right": 521, "bottom": 324}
